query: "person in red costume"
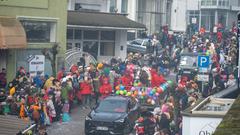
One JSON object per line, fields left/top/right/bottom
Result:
{"left": 151, "top": 69, "right": 166, "bottom": 87}
{"left": 121, "top": 71, "right": 133, "bottom": 91}
{"left": 80, "top": 73, "right": 93, "bottom": 109}
{"left": 99, "top": 75, "right": 112, "bottom": 100}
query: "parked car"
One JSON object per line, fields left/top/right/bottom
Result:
{"left": 127, "top": 38, "right": 161, "bottom": 54}
{"left": 85, "top": 95, "right": 139, "bottom": 135}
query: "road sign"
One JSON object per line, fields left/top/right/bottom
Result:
{"left": 197, "top": 74, "right": 209, "bottom": 82}
{"left": 198, "top": 56, "right": 210, "bottom": 68}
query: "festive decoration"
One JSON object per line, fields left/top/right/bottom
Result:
{"left": 116, "top": 80, "right": 174, "bottom": 105}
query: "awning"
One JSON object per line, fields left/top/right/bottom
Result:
{"left": 67, "top": 11, "right": 146, "bottom": 30}
{"left": 0, "top": 16, "right": 27, "bottom": 49}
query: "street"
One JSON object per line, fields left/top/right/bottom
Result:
{"left": 47, "top": 105, "right": 90, "bottom": 135}
{"left": 47, "top": 72, "right": 176, "bottom": 135}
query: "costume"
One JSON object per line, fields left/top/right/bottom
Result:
{"left": 99, "top": 76, "right": 112, "bottom": 99}
{"left": 121, "top": 73, "right": 133, "bottom": 91}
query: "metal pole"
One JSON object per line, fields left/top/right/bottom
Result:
{"left": 237, "top": 12, "right": 240, "bottom": 89}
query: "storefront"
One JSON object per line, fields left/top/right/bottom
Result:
{"left": 67, "top": 11, "right": 146, "bottom": 62}
{"left": 182, "top": 97, "right": 235, "bottom": 135}
{"left": 0, "top": 17, "right": 27, "bottom": 80}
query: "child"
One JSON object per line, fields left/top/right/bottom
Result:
{"left": 62, "top": 100, "right": 71, "bottom": 122}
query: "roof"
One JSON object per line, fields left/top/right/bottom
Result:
{"left": 67, "top": 11, "right": 146, "bottom": 30}
{"left": 0, "top": 16, "right": 27, "bottom": 49}
{"left": 0, "top": 115, "right": 31, "bottom": 135}
{"left": 213, "top": 94, "right": 240, "bottom": 135}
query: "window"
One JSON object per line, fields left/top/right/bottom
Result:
{"left": 75, "top": 3, "right": 82, "bottom": 10}
{"left": 67, "top": 29, "right": 73, "bottom": 39}
{"left": 110, "top": 0, "right": 117, "bottom": 12}
{"left": 21, "top": 21, "right": 55, "bottom": 43}
{"left": 101, "top": 31, "right": 115, "bottom": 40}
{"left": 121, "top": 0, "right": 128, "bottom": 13}
{"left": 84, "top": 30, "right": 98, "bottom": 40}
{"left": 100, "top": 42, "right": 115, "bottom": 56}
{"left": 74, "top": 29, "right": 82, "bottom": 40}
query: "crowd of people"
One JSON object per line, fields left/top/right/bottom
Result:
{"left": 0, "top": 23, "right": 238, "bottom": 135}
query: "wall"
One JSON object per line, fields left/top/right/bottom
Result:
{"left": 171, "top": 0, "right": 187, "bottom": 31}
{"left": 115, "top": 30, "right": 127, "bottom": 60}
{"left": 183, "top": 116, "right": 223, "bottom": 135}
{"left": 0, "top": 0, "right": 67, "bottom": 81}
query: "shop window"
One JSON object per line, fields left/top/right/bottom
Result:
{"left": 84, "top": 30, "right": 98, "bottom": 40}
{"left": 100, "top": 42, "right": 115, "bottom": 56}
{"left": 21, "top": 21, "right": 56, "bottom": 43}
{"left": 101, "top": 31, "right": 115, "bottom": 40}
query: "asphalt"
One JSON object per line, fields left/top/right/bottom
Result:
{"left": 47, "top": 105, "right": 90, "bottom": 135}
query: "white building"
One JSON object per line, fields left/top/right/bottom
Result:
{"left": 171, "top": 0, "right": 240, "bottom": 32}
{"left": 66, "top": 0, "right": 146, "bottom": 63}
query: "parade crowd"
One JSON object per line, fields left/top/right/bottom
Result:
{"left": 0, "top": 23, "right": 238, "bottom": 135}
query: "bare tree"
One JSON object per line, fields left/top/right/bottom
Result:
{"left": 41, "top": 43, "right": 59, "bottom": 77}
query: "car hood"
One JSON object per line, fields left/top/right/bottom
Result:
{"left": 90, "top": 110, "right": 127, "bottom": 122}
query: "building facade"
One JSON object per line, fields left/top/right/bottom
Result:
{"left": 0, "top": 0, "right": 67, "bottom": 81}
{"left": 68, "top": 0, "right": 172, "bottom": 35}
{"left": 171, "top": 0, "right": 240, "bottom": 32}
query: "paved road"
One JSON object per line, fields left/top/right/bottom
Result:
{"left": 47, "top": 105, "right": 90, "bottom": 135}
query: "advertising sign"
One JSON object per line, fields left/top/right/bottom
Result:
{"left": 29, "top": 55, "right": 45, "bottom": 77}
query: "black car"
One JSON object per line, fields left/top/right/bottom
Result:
{"left": 85, "top": 95, "right": 139, "bottom": 135}
{"left": 177, "top": 52, "right": 198, "bottom": 81}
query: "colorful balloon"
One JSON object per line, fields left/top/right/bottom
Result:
{"left": 116, "top": 91, "right": 120, "bottom": 95}
{"left": 123, "top": 90, "right": 127, "bottom": 95}
{"left": 120, "top": 91, "right": 124, "bottom": 95}
{"left": 120, "top": 85, "right": 125, "bottom": 90}
{"left": 115, "top": 86, "right": 120, "bottom": 90}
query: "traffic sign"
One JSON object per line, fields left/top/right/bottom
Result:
{"left": 198, "top": 56, "right": 210, "bottom": 68}
{"left": 197, "top": 74, "right": 209, "bottom": 82}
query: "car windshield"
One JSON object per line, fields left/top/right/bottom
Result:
{"left": 180, "top": 55, "right": 197, "bottom": 67}
{"left": 96, "top": 99, "right": 127, "bottom": 113}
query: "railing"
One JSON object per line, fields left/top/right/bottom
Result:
{"left": 65, "top": 47, "right": 97, "bottom": 70}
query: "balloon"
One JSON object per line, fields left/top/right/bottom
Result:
{"left": 116, "top": 91, "right": 120, "bottom": 95}
{"left": 167, "top": 80, "right": 173, "bottom": 85}
{"left": 120, "top": 85, "right": 125, "bottom": 90}
{"left": 152, "top": 89, "right": 156, "bottom": 93}
{"left": 127, "top": 92, "right": 131, "bottom": 96}
{"left": 134, "top": 91, "right": 138, "bottom": 96}
{"left": 120, "top": 91, "right": 124, "bottom": 95}
{"left": 115, "top": 86, "right": 120, "bottom": 90}
{"left": 155, "top": 93, "right": 159, "bottom": 96}
{"left": 149, "top": 91, "right": 154, "bottom": 96}
{"left": 140, "top": 96, "right": 144, "bottom": 99}
{"left": 142, "top": 92, "right": 146, "bottom": 97}
{"left": 157, "top": 88, "right": 163, "bottom": 94}
{"left": 134, "top": 83, "right": 138, "bottom": 87}
{"left": 123, "top": 90, "right": 127, "bottom": 95}
{"left": 131, "top": 87, "right": 135, "bottom": 91}
{"left": 138, "top": 82, "right": 142, "bottom": 87}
